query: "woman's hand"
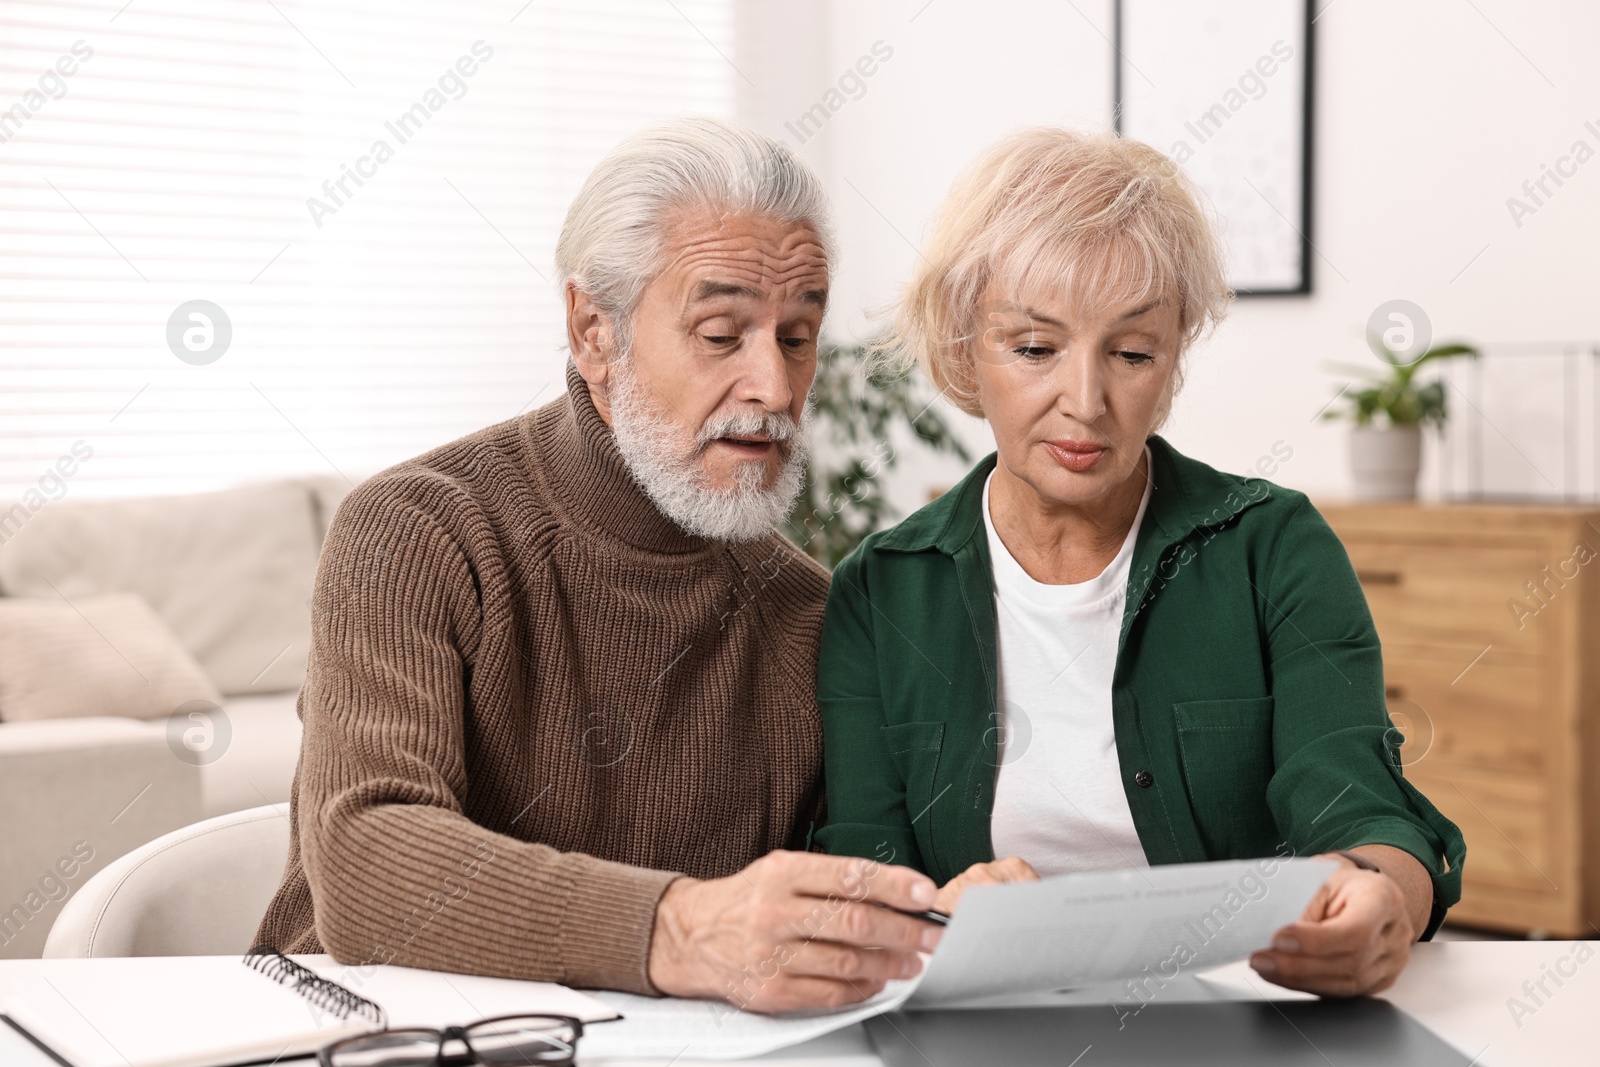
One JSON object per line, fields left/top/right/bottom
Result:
{"left": 933, "top": 856, "right": 1040, "bottom": 914}
{"left": 1249, "top": 854, "right": 1416, "bottom": 997}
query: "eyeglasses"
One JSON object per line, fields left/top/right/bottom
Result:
{"left": 319, "top": 1014, "right": 583, "bottom": 1067}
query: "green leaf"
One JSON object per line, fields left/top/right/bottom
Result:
{"left": 784, "top": 341, "right": 971, "bottom": 567}
{"left": 1325, "top": 335, "right": 1478, "bottom": 430}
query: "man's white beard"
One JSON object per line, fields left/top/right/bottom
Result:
{"left": 606, "top": 357, "right": 810, "bottom": 543}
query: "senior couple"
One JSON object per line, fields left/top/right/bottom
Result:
{"left": 257, "top": 117, "right": 1465, "bottom": 1010}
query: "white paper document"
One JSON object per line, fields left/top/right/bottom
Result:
{"left": 579, "top": 857, "right": 1334, "bottom": 1062}
{"left": 909, "top": 856, "right": 1335, "bottom": 1005}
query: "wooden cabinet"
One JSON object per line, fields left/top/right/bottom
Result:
{"left": 1319, "top": 502, "right": 1600, "bottom": 936}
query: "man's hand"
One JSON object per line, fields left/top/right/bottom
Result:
{"left": 647, "top": 851, "right": 943, "bottom": 1013}
{"left": 1249, "top": 853, "right": 1416, "bottom": 997}
{"left": 933, "top": 856, "right": 1040, "bottom": 915}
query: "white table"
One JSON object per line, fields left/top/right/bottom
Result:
{"left": 1165, "top": 941, "right": 1597, "bottom": 1067}
{"left": 0, "top": 942, "right": 1593, "bottom": 1065}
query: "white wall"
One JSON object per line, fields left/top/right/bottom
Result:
{"left": 737, "top": 0, "right": 1600, "bottom": 513}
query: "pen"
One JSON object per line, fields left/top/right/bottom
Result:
{"left": 887, "top": 906, "right": 950, "bottom": 926}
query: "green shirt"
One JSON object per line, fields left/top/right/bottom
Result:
{"left": 814, "top": 436, "right": 1465, "bottom": 938}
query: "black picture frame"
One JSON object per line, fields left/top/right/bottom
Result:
{"left": 1113, "top": 0, "right": 1316, "bottom": 297}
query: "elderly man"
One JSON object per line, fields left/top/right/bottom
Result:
{"left": 255, "top": 117, "right": 939, "bottom": 1012}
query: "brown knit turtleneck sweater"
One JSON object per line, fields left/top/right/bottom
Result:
{"left": 254, "top": 364, "right": 830, "bottom": 994}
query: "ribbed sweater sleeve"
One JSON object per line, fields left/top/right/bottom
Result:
{"left": 295, "top": 483, "right": 678, "bottom": 994}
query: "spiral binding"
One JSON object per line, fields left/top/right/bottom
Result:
{"left": 243, "top": 945, "right": 388, "bottom": 1028}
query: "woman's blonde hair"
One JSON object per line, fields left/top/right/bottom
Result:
{"left": 879, "top": 126, "right": 1231, "bottom": 418}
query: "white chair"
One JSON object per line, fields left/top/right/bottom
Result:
{"left": 43, "top": 804, "right": 291, "bottom": 958}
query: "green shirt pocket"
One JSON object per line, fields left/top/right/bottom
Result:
{"left": 1173, "top": 695, "right": 1279, "bottom": 859}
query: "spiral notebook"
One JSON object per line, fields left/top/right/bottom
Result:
{"left": 1, "top": 947, "right": 619, "bottom": 1067}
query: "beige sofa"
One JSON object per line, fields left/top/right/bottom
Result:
{"left": 0, "top": 475, "right": 350, "bottom": 958}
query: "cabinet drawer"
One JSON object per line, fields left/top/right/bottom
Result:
{"left": 1342, "top": 539, "right": 1542, "bottom": 655}
{"left": 1404, "top": 769, "right": 1570, "bottom": 897}
{"left": 1384, "top": 649, "right": 1545, "bottom": 774}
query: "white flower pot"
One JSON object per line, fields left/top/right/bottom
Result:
{"left": 1350, "top": 425, "right": 1423, "bottom": 501}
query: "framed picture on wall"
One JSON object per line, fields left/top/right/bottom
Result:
{"left": 1114, "top": 0, "right": 1315, "bottom": 295}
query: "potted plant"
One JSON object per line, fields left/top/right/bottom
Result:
{"left": 1321, "top": 334, "right": 1479, "bottom": 501}
{"left": 785, "top": 342, "right": 970, "bottom": 567}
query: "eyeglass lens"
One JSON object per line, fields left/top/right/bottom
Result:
{"left": 467, "top": 1017, "right": 579, "bottom": 1065}
{"left": 325, "top": 1030, "right": 441, "bottom": 1067}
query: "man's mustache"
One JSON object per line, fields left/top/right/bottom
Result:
{"left": 694, "top": 408, "right": 802, "bottom": 452}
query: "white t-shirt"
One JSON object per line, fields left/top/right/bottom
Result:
{"left": 982, "top": 458, "right": 1153, "bottom": 877}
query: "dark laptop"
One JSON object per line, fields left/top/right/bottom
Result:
{"left": 865, "top": 999, "right": 1476, "bottom": 1066}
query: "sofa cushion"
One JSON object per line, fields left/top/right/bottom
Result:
{"left": 199, "top": 692, "right": 304, "bottom": 818}
{"left": 0, "top": 593, "right": 224, "bottom": 722}
{"left": 301, "top": 474, "right": 355, "bottom": 543}
{"left": 0, "top": 481, "right": 319, "bottom": 694}
{"left": 0, "top": 714, "right": 204, "bottom": 959}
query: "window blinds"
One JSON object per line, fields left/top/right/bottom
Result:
{"left": 0, "top": 0, "right": 736, "bottom": 500}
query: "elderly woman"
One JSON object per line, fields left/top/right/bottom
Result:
{"left": 815, "top": 128, "right": 1465, "bottom": 998}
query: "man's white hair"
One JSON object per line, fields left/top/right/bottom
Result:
{"left": 555, "top": 115, "right": 835, "bottom": 357}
